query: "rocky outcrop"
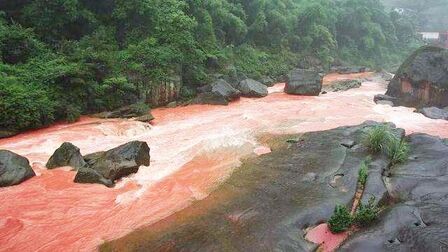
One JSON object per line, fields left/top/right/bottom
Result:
{"left": 0, "top": 150, "right": 35, "bottom": 187}
{"left": 385, "top": 46, "right": 448, "bottom": 108}
{"left": 341, "top": 133, "right": 448, "bottom": 251}
{"left": 46, "top": 142, "right": 86, "bottom": 170}
{"left": 417, "top": 107, "right": 448, "bottom": 120}
{"left": 237, "top": 79, "right": 268, "bottom": 98}
{"left": 194, "top": 79, "right": 241, "bottom": 105}
{"left": 74, "top": 141, "right": 150, "bottom": 187}
{"left": 284, "top": 68, "right": 323, "bottom": 96}
{"left": 323, "top": 79, "right": 362, "bottom": 92}
{"left": 95, "top": 103, "right": 153, "bottom": 121}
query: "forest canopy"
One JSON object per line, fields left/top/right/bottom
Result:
{"left": 0, "top": 0, "right": 420, "bottom": 133}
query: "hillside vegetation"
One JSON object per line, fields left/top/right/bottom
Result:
{"left": 0, "top": 0, "right": 419, "bottom": 133}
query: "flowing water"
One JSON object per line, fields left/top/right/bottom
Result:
{"left": 0, "top": 73, "right": 447, "bottom": 252}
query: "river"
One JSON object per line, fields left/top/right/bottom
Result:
{"left": 1, "top": 73, "right": 447, "bottom": 252}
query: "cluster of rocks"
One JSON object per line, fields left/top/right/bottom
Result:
{"left": 375, "top": 46, "right": 448, "bottom": 120}
{"left": 194, "top": 78, "right": 269, "bottom": 105}
{"left": 0, "top": 141, "right": 150, "bottom": 188}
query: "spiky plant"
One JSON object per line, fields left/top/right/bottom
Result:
{"left": 362, "top": 126, "right": 392, "bottom": 153}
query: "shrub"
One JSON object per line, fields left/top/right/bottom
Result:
{"left": 386, "top": 138, "right": 410, "bottom": 165}
{"left": 358, "top": 160, "right": 369, "bottom": 186}
{"left": 328, "top": 205, "right": 353, "bottom": 233}
{"left": 354, "top": 197, "right": 379, "bottom": 228}
{"left": 362, "top": 126, "right": 392, "bottom": 153}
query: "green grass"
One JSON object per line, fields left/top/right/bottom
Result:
{"left": 358, "top": 160, "right": 369, "bottom": 186}
{"left": 363, "top": 126, "right": 392, "bottom": 153}
{"left": 363, "top": 125, "right": 410, "bottom": 165}
{"left": 386, "top": 138, "right": 410, "bottom": 165}
{"left": 328, "top": 205, "right": 353, "bottom": 233}
{"left": 353, "top": 196, "right": 379, "bottom": 228}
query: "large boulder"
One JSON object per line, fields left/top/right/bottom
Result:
{"left": 194, "top": 79, "right": 241, "bottom": 105}
{"left": 46, "top": 142, "right": 86, "bottom": 170}
{"left": 237, "top": 79, "right": 268, "bottom": 98}
{"left": 74, "top": 141, "right": 150, "bottom": 187}
{"left": 0, "top": 150, "right": 35, "bottom": 187}
{"left": 386, "top": 46, "right": 448, "bottom": 108}
{"left": 259, "top": 76, "right": 275, "bottom": 87}
{"left": 285, "top": 69, "right": 323, "bottom": 96}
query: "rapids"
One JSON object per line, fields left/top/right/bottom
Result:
{"left": 0, "top": 73, "right": 447, "bottom": 252}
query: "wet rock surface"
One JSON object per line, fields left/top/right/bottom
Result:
{"left": 46, "top": 142, "right": 86, "bottom": 170}
{"left": 285, "top": 68, "right": 323, "bottom": 96}
{"left": 74, "top": 141, "right": 150, "bottom": 187}
{"left": 341, "top": 133, "right": 448, "bottom": 251}
{"left": 95, "top": 103, "right": 153, "bottom": 120}
{"left": 0, "top": 150, "right": 35, "bottom": 187}
{"left": 101, "top": 122, "right": 406, "bottom": 251}
{"left": 386, "top": 46, "right": 448, "bottom": 108}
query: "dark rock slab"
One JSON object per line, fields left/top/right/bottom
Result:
{"left": 74, "top": 141, "right": 150, "bottom": 187}
{"left": 237, "top": 79, "right": 268, "bottom": 98}
{"left": 343, "top": 133, "right": 448, "bottom": 250}
{"left": 285, "top": 69, "right": 323, "bottom": 96}
{"left": 386, "top": 46, "right": 448, "bottom": 108}
{"left": 0, "top": 150, "right": 35, "bottom": 187}
{"left": 46, "top": 142, "right": 86, "bottom": 170}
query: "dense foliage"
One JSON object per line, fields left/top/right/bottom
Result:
{"left": 0, "top": 0, "right": 419, "bottom": 132}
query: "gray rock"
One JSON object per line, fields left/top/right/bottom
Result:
{"left": 0, "top": 150, "right": 35, "bottom": 187}
{"left": 237, "top": 79, "right": 268, "bottom": 98}
{"left": 386, "top": 46, "right": 448, "bottom": 108}
{"left": 260, "top": 76, "right": 275, "bottom": 87}
{"left": 74, "top": 141, "right": 150, "bottom": 187}
{"left": 46, "top": 142, "right": 86, "bottom": 170}
{"left": 284, "top": 69, "right": 322, "bottom": 96}
{"left": 376, "top": 100, "right": 395, "bottom": 106}
{"left": 418, "top": 107, "right": 448, "bottom": 120}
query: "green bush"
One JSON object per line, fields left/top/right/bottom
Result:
{"left": 358, "top": 160, "right": 369, "bottom": 186}
{"left": 362, "top": 126, "right": 392, "bottom": 153}
{"left": 328, "top": 205, "right": 353, "bottom": 233}
{"left": 386, "top": 138, "right": 410, "bottom": 165}
{"left": 354, "top": 197, "right": 379, "bottom": 228}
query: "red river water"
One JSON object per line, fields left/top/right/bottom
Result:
{"left": 1, "top": 73, "right": 447, "bottom": 252}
